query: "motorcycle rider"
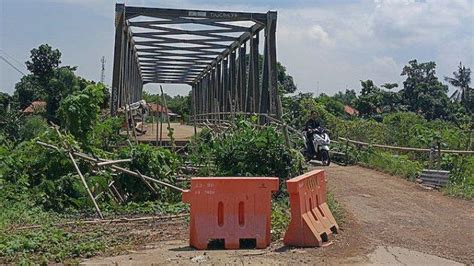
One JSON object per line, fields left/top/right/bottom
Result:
{"left": 304, "top": 111, "right": 322, "bottom": 155}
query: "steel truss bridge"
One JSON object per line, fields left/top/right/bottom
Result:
{"left": 111, "top": 4, "right": 283, "bottom": 123}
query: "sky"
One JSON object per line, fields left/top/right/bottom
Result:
{"left": 0, "top": 0, "right": 473, "bottom": 97}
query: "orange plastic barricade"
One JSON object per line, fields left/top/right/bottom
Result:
{"left": 283, "top": 169, "right": 338, "bottom": 247}
{"left": 182, "top": 177, "right": 279, "bottom": 249}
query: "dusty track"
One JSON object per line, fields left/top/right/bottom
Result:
{"left": 326, "top": 164, "right": 474, "bottom": 264}
{"left": 83, "top": 164, "right": 474, "bottom": 265}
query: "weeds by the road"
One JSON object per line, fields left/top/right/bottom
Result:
{"left": 358, "top": 150, "right": 422, "bottom": 181}
{"left": 271, "top": 197, "right": 290, "bottom": 241}
{"left": 0, "top": 200, "right": 187, "bottom": 264}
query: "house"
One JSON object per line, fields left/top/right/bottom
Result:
{"left": 344, "top": 105, "right": 359, "bottom": 116}
{"left": 147, "top": 103, "right": 178, "bottom": 117}
{"left": 22, "top": 101, "right": 46, "bottom": 114}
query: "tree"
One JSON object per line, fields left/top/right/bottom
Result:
{"left": 59, "top": 83, "right": 105, "bottom": 144}
{"left": 46, "top": 66, "right": 90, "bottom": 121}
{"left": 276, "top": 61, "right": 297, "bottom": 93}
{"left": 380, "top": 83, "right": 401, "bottom": 112}
{"left": 444, "top": 62, "right": 472, "bottom": 113}
{"left": 333, "top": 89, "right": 357, "bottom": 106}
{"left": 400, "top": 60, "right": 450, "bottom": 120}
{"left": 12, "top": 75, "right": 44, "bottom": 110}
{"left": 316, "top": 94, "right": 345, "bottom": 117}
{"left": 0, "top": 92, "right": 12, "bottom": 114}
{"left": 25, "top": 44, "right": 61, "bottom": 83}
{"left": 381, "top": 83, "right": 398, "bottom": 90}
{"left": 254, "top": 54, "right": 297, "bottom": 94}
{"left": 15, "top": 44, "right": 92, "bottom": 122}
{"left": 354, "top": 80, "right": 382, "bottom": 117}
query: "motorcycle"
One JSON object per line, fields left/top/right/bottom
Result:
{"left": 302, "top": 127, "right": 331, "bottom": 166}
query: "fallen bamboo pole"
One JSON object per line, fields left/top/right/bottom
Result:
{"left": 96, "top": 159, "right": 132, "bottom": 167}
{"left": 339, "top": 137, "right": 474, "bottom": 154}
{"left": 36, "top": 141, "right": 185, "bottom": 193}
{"left": 51, "top": 128, "right": 104, "bottom": 219}
{"left": 13, "top": 214, "right": 188, "bottom": 230}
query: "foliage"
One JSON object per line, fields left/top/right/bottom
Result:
{"left": 358, "top": 150, "right": 422, "bottom": 181}
{"left": 12, "top": 75, "right": 44, "bottom": 110}
{"left": 46, "top": 66, "right": 91, "bottom": 122}
{"left": 59, "top": 84, "right": 105, "bottom": 144}
{"left": 117, "top": 144, "right": 180, "bottom": 202}
{"left": 143, "top": 91, "right": 191, "bottom": 121}
{"left": 25, "top": 44, "right": 61, "bottom": 82}
{"left": 90, "top": 116, "right": 124, "bottom": 150}
{"left": 443, "top": 156, "right": 474, "bottom": 200}
{"left": 18, "top": 115, "right": 49, "bottom": 141}
{"left": 400, "top": 60, "right": 450, "bottom": 120}
{"left": 271, "top": 197, "right": 290, "bottom": 241}
{"left": 0, "top": 129, "right": 115, "bottom": 212}
{"left": 354, "top": 80, "right": 383, "bottom": 117}
{"left": 284, "top": 90, "right": 472, "bottom": 199}
{"left": 251, "top": 54, "right": 297, "bottom": 94}
{"left": 0, "top": 92, "right": 11, "bottom": 114}
{"left": 316, "top": 94, "right": 346, "bottom": 117}
{"left": 190, "top": 119, "right": 305, "bottom": 182}
{"left": 444, "top": 62, "right": 473, "bottom": 114}
{"left": 333, "top": 89, "right": 357, "bottom": 106}
{"left": 12, "top": 44, "right": 94, "bottom": 122}
{"left": 0, "top": 112, "right": 23, "bottom": 142}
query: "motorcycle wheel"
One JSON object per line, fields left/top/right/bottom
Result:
{"left": 321, "top": 150, "right": 330, "bottom": 166}
{"left": 303, "top": 151, "right": 312, "bottom": 162}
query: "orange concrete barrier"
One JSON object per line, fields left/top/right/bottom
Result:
{"left": 182, "top": 177, "right": 279, "bottom": 249}
{"left": 283, "top": 169, "right": 338, "bottom": 247}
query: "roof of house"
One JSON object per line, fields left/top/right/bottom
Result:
{"left": 344, "top": 105, "right": 359, "bottom": 116}
{"left": 147, "top": 103, "right": 172, "bottom": 114}
{"left": 23, "top": 101, "right": 46, "bottom": 113}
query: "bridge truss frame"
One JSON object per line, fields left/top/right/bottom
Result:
{"left": 111, "top": 4, "right": 282, "bottom": 123}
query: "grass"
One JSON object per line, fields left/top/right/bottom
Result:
{"left": 358, "top": 150, "right": 474, "bottom": 200}
{"left": 0, "top": 201, "right": 188, "bottom": 264}
{"left": 359, "top": 151, "right": 422, "bottom": 181}
{"left": 443, "top": 183, "right": 474, "bottom": 200}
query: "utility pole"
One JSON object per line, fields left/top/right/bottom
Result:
{"left": 100, "top": 56, "right": 106, "bottom": 84}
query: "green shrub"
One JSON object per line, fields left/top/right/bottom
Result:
{"left": 90, "top": 116, "right": 124, "bottom": 150}
{"left": 19, "top": 115, "right": 49, "bottom": 141}
{"left": 0, "top": 130, "right": 112, "bottom": 211}
{"left": 444, "top": 156, "right": 474, "bottom": 200}
{"left": 190, "top": 120, "right": 305, "bottom": 181}
{"left": 59, "top": 84, "right": 105, "bottom": 144}
{"left": 359, "top": 150, "right": 422, "bottom": 181}
{"left": 117, "top": 144, "right": 180, "bottom": 202}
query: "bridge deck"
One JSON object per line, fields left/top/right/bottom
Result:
{"left": 134, "top": 122, "right": 200, "bottom": 145}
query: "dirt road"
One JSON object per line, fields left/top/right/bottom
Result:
{"left": 83, "top": 164, "right": 474, "bottom": 265}
{"left": 327, "top": 164, "right": 474, "bottom": 264}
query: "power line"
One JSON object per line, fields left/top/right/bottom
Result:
{"left": 0, "top": 55, "right": 26, "bottom": 76}
{"left": 0, "top": 49, "right": 25, "bottom": 70}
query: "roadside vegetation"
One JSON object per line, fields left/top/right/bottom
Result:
{"left": 282, "top": 60, "right": 473, "bottom": 199}
{"left": 0, "top": 44, "right": 324, "bottom": 263}
{"left": 0, "top": 42, "right": 472, "bottom": 263}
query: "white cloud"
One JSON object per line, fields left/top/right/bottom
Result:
{"left": 308, "top": 25, "right": 333, "bottom": 46}
{"left": 1, "top": 0, "right": 472, "bottom": 97}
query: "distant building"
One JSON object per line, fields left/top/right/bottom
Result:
{"left": 147, "top": 103, "right": 178, "bottom": 117}
{"left": 22, "top": 101, "right": 46, "bottom": 114}
{"left": 344, "top": 105, "right": 359, "bottom": 116}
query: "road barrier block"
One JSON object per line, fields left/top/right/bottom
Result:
{"left": 182, "top": 177, "right": 279, "bottom": 249}
{"left": 283, "top": 169, "right": 338, "bottom": 247}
